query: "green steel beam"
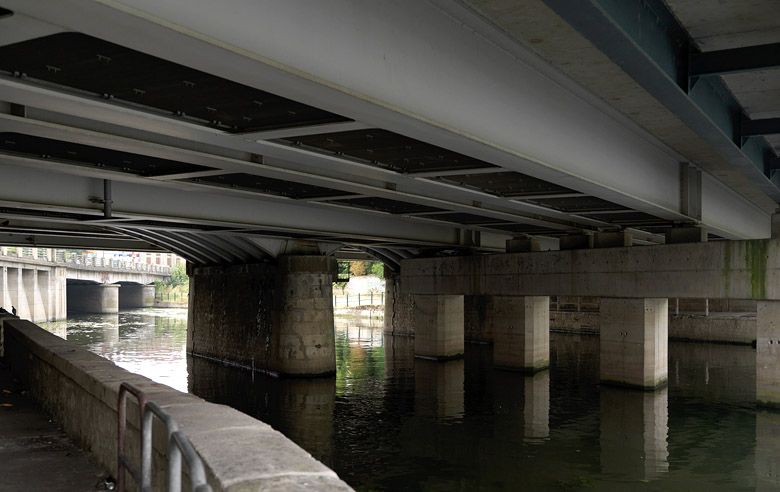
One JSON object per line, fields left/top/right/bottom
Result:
{"left": 543, "top": 0, "right": 780, "bottom": 197}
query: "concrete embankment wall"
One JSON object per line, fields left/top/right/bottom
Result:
{"left": 2, "top": 318, "right": 352, "bottom": 491}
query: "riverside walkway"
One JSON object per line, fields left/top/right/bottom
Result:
{"left": 0, "top": 361, "right": 107, "bottom": 491}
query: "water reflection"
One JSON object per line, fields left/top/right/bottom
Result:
{"left": 42, "top": 308, "right": 188, "bottom": 392}
{"left": 43, "top": 311, "right": 778, "bottom": 491}
{"left": 600, "top": 386, "right": 669, "bottom": 480}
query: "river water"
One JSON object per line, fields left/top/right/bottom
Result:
{"left": 43, "top": 308, "right": 780, "bottom": 491}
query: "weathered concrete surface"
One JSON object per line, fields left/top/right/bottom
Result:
{"left": 66, "top": 283, "right": 119, "bottom": 314}
{"left": 670, "top": 312, "right": 755, "bottom": 345}
{"left": 600, "top": 298, "right": 668, "bottom": 389}
{"left": 188, "top": 256, "right": 338, "bottom": 376}
{"left": 118, "top": 283, "right": 155, "bottom": 309}
{"left": 384, "top": 271, "right": 414, "bottom": 336}
{"left": 1, "top": 265, "right": 66, "bottom": 323}
{"left": 757, "top": 301, "right": 780, "bottom": 408}
{"left": 412, "top": 294, "right": 464, "bottom": 360}
{"left": 2, "top": 318, "right": 353, "bottom": 491}
{"left": 492, "top": 296, "right": 550, "bottom": 372}
{"left": 401, "top": 239, "right": 780, "bottom": 300}
{"left": 0, "top": 361, "right": 106, "bottom": 491}
{"left": 550, "top": 311, "right": 600, "bottom": 335}
{"left": 551, "top": 296, "right": 756, "bottom": 344}
{"left": 464, "top": 295, "right": 493, "bottom": 343}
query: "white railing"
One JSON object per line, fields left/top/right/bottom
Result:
{"left": 333, "top": 292, "right": 384, "bottom": 308}
{"left": 0, "top": 248, "right": 171, "bottom": 275}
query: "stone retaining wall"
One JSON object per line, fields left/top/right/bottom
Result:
{"left": 2, "top": 318, "right": 352, "bottom": 491}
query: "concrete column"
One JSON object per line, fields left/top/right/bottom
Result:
{"left": 600, "top": 386, "right": 669, "bottom": 480}
{"left": 118, "top": 283, "right": 156, "bottom": 309}
{"left": 384, "top": 270, "right": 414, "bottom": 336}
{"left": 600, "top": 298, "right": 668, "bottom": 389}
{"left": 412, "top": 294, "right": 464, "bottom": 360}
{"left": 188, "top": 256, "right": 337, "bottom": 377}
{"left": 0, "top": 267, "right": 10, "bottom": 311}
{"left": 757, "top": 301, "right": 780, "bottom": 407}
{"left": 492, "top": 296, "right": 550, "bottom": 372}
{"left": 414, "top": 358, "right": 464, "bottom": 418}
{"left": 52, "top": 267, "right": 67, "bottom": 321}
{"left": 66, "top": 283, "right": 120, "bottom": 314}
{"left": 31, "top": 270, "right": 48, "bottom": 322}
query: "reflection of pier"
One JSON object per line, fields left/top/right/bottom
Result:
{"left": 335, "top": 315, "right": 385, "bottom": 347}
{"left": 600, "top": 386, "right": 669, "bottom": 481}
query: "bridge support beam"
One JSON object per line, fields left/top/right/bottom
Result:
{"left": 600, "top": 298, "right": 668, "bottom": 390}
{"left": 412, "top": 294, "right": 464, "bottom": 360}
{"left": 493, "top": 296, "right": 550, "bottom": 373}
{"left": 118, "top": 284, "right": 155, "bottom": 309}
{"left": 66, "top": 283, "right": 120, "bottom": 314}
{"left": 188, "top": 256, "right": 337, "bottom": 377}
{"left": 757, "top": 301, "right": 780, "bottom": 407}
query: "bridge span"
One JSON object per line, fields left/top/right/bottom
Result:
{"left": 0, "top": 248, "right": 169, "bottom": 322}
{"left": 0, "top": 1, "right": 779, "bottom": 489}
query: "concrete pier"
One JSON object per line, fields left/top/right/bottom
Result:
{"left": 600, "top": 298, "right": 668, "bottom": 389}
{"left": 66, "top": 283, "right": 120, "bottom": 314}
{"left": 188, "top": 256, "right": 338, "bottom": 376}
{"left": 412, "top": 294, "right": 464, "bottom": 360}
{"left": 492, "top": 296, "right": 549, "bottom": 372}
{"left": 118, "top": 283, "right": 155, "bottom": 309}
{"left": 383, "top": 271, "right": 414, "bottom": 336}
{"left": 757, "top": 301, "right": 780, "bottom": 407}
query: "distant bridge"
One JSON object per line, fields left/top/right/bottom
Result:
{"left": 0, "top": 248, "right": 170, "bottom": 322}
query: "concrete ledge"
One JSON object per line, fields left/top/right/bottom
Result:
{"left": 1, "top": 319, "right": 352, "bottom": 491}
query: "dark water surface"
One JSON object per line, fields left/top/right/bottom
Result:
{"left": 44, "top": 309, "right": 780, "bottom": 491}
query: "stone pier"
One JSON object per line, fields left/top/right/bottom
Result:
{"left": 383, "top": 270, "right": 414, "bottom": 336}
{"left": 118, "top": 283, "right": 155, "bottom": 309}
{"left": 187, "top": 256, "right": 337, "bottom": 377}
{"left": 600, "top": 298, "right": 668, "bottom": 389}
{"left": 66, "top": 283, "right": 120, "bottom": 314}
{"left": 412, "top": 294, "right": 464, "bottom": 360}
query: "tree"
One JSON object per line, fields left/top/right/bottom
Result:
{"left": 167, "top": 263, "right": 188, "bottom": 287}
{"left": 349, "top": 260, "right": 367, "bottom": 276}
{"left": 369, "top": 261, "right": 384, "bottom": 278}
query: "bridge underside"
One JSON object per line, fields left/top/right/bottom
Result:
{"left": 0, "top": 0, "right": 777, "bottom": 415}
{"left": 0, "top": 0, "right": 776, "bottom": 270}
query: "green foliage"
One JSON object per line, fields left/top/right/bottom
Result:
{"left": 167, "top": 263, "right": 188, "bottom": 288}
{"left": 368, "top": 261, "right": 384, "bottom": 278}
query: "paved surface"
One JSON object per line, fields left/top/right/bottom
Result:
{"left": 0, "top": 361, "right": 108, "bottom": 491}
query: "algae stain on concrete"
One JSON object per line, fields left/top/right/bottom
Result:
{"left": 745, "top": 240, "right": 768, "bottom": 299}
{"left": 722, "top": 242, "right": 732, "bottom": 296}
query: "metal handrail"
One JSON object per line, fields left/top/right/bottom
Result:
{"left": 118, "top": 383, "right": 147, "bottom": 491}
{"left": 118, "top": 383, "right": 212, "bottom": 492}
